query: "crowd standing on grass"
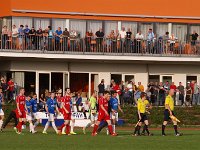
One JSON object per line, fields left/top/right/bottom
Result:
{"left": 1, "top": 25, "right": 199, "bottom": 54}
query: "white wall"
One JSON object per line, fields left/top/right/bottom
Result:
{"left": 135, "top": 73, "right": 148, "bottom": 91}
{"left": 173, "top": 74, "right": 187, "bottom": 87}
{"left": 99, "top": 72, "right": 111, "bottom": 90}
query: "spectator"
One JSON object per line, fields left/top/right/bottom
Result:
{"left": 48, "top": 26, "right": 54, "bottom": 50}
{"left": 55, "top": 27, "right": 63, "bottom": 51}
{"left": 138, "top": 82, "right": 144, "bottom": 92}
{"left": 119, "top": 27, "right": 126, "bottom": 51}
{"left": 164, "top": 81, "right": 170, "bottom": 94}
{"left": 158, "top": 82, "right": 165, "bottom": 106}
{"left": 98, "top": 79, "right": 105, "bottom": 97}
{"left": 190, "top": 31, "right": 199, "bottom": 53}
{"left": 24, "top": 25, "right": 30, "bottom": 49}
{"left": 1, "top": 25, "right": 9, "bottom": 49}
{"left": 82, "top": 99, "right": 90, "bottom": 119}
{"left": 29, "top": 27, "right": 36, "bottom": 49}
{"left": 18, "top": 25, "right": 24, "bottom": 50}
{"left": 123, "top": 88, "right": 131, "bottom": 105}
{"left": 106, "top": 30, "right": 116, "bottom": 52}
{"left": 126, "top": 28, "right": 132, "bottom": 52}
{"left": 12, "top": 25, "right": 18, "bottom": 49}
{"left": 85, "top": 30, "right": 93, "bottom": 52}
{"left": 7, "top": 78, "right": 14, "bottom": 102}
{"left": 169, "top": 34, "right": 177, "bottom": 52}
{"left": 1, "top": 78, "right": 8, "bottom": 101}
{"left": 177, "top": 82, "right": 184, "bottom": 106}
{"left": 170, "top": 82, "right": 177, "bottom": 102}
{"left": 43, "top": 28, "right": 49, "bottom": 50}
{"left": 75, "top": 93, "right": 82, "bottom": 112}
{"left": 39, "top": 93, "right": 46, "bottom": 111}
{"left": 192, "top": 81, "right": 199, "bottom": 105}
{"left": 186, "top": 82, "right": 192, "bottom": 106}
{"left": 135, "top": 31, "right": 144, "bottom": 53}
{"left": 63, "top": 28, "right": 70, "bottom": 51}
{"left": 147, "top": 28, "right": 155, "bottom": 53}
{"left": 69, "top": 29, "right": 77, "bottom": 50}
{"left": 95, "top": 28, "right": 104, "bottom": 51}
{"left": 112, "top": 82, "right": 121, "bottom": 99}
{"left": 36, "top": 27, "right": 43, "bottom": 50}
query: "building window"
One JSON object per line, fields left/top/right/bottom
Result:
{"left": 69, "top": 19, "right": 86, "bottom": 38}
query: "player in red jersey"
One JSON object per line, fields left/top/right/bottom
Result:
{"left": 58, "top": 88, "right": 71, "bottom": 135}
{"left": 92, "top": 91, "right": 117, "bottom": 136}
{"left": 15, "top": 88, "right": 27, "bottom": 134}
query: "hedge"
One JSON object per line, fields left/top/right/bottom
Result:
{"left": 2, "top": 104, "right": 200, "bottom": 126}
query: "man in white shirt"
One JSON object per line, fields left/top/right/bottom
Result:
{"left": 135, "top": 31, "right": 144, "bottom": 53}
{"left": 12, "top": 25, "right": 18, "bottom": 49}
{"left": 119, "top": 27, "right": 126, "bottom": 51}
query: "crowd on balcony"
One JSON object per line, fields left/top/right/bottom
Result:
{"left": 0, "top": 24, "right": 199, "bottom": 54}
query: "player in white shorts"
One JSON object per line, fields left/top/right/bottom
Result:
{"left": 0, "top": 88, "right": 4, "bottom": 132}
{"left": 25, "top": 95, "right": 36, "bottom": 133}
{"left": 83, "top": 91, "right": 98, "bottom": 134}
{"left": 30, "top": 93, "right": 40, "bottom": 132}
{"left": 109, "top": 91, "right": 123, "bottom": 134}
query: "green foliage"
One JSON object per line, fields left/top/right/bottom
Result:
{"left": 119, "top": 105, "right": 200, "bottom": 126}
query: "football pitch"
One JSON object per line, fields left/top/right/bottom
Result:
{"left": 0, "top": 128, "right": 200, "bottom": 150}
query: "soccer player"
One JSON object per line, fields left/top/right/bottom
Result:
{"left": 133, "top": 92, "right": 153, "bottom": 136}
{"left": 109, "top": 91, "right": 123, "bottom": 134}
{"left": 26, "top": 95, "right": 35, "bottom": 133}
{"left": 83, "top": 91, "right": 98, "bottom": 134}
{"left": 162, "top": 89, "right": 182, "bottom": 136}
{"left": 42, "top": 91, "right": 60, "bottom": 134}
{"left": 0, "top": 88, "right": 4, "bottom": 132}
{"left": 15, "top": 88, "right": 26, "bottom": 134}
{"left": 92, "top": 91, "right": 117, "bottom": 136}
{"left": 30, "top": 93, "right": 40, "bottom": 132}
{"left": 58, "top": 88, "right": 71, "bottom": 135}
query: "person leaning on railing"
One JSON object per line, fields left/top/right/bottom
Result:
{"left": 85, "top": 30, "right": 93, "bottom": 52}
{"left": 36, "top": 28, "right": 43, "bottom": 50}
{"left": 29, "top": 27, "right": 36, "bottom": 50}
{"left": 125, "top": 28, "right": 132, "bottom": 53}
{"left": 12, "top": 25, "right": 18, "bottom": 49}
{"left": 62, "top": 28, "right": 70, "bottom": 51}
{"left": 95, "top": 28, "right": 104, "bottom": 52}
{"left": 69, "top": 30, "right": 77, "bottom": 51}
{"left": 190, "top": 31, "right": 199, "bottom": 54}
{"left": 18, "top": 25, "right": 24, "bottom": 50}
{"left": 1, "top": 25, "right": 10, "bottom": 49}
{"left": 43, "top": 28, "right": 49, "bottom": 50}
{"left": 135, "top": 31, "right": 144, "bottom": 53}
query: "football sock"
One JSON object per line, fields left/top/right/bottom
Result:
{"left": 174, "top": 125, "right": 178, "bottom": 134}
{"left": 144, "top": 125, "right": 150, "bottom": 134}
{"left": 17, "top": 122, "right": 22, "bottom": 132}
{"left": 137, "top": 126, "right": 141, "bottom": 135}
{"left": 162, "top": 125, "right": 166, "bottom": 135}
{"left": 134, "top": 125, "right": 138, "bottom": 134}
{"left": 112, "top": 125, "right": 116, "bottom": 133}
{"left": 66, "top": 125, "right": 70, "bottom": 134}
{"left": 71, "top": 121, "right": 74, "bottom": 132}
{"left": 0, "top": 120, "right": 3, "bottom": 129}
{"left": 52, "top": 121, "right": 58, "bottom": 133}
{"left": 43, "top": 121, "right": 50, "bottom": 132}
{"left": 92, "top": 124, "right": 98, "bottom": 134}
{"left": 59, "top": 124, "right": 65, "bottom": 131}
{"left": 29, "top": 122, "right": 34, "bottom": 132}
{"left": 108, "top": 125, "right": 113, "bottom": 135}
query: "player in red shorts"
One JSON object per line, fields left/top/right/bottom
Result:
{"left": 15, "top": 88, "right": 27, "bottom": 135}
{"left": 58, "top": 88, "right": 71, "bottom": 135}
{"left": 92, "top": 91, "right": 117, "bottom": 136}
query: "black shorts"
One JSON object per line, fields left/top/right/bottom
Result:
{"left": 164, "top": 109, "right": 175, "bottom": 121}
{"left": 137, "top": 113, "right": 148, "bottom": 122}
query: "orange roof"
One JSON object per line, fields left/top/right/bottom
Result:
{"left": 1, "top": 0, "right": 200, "bottom": 23}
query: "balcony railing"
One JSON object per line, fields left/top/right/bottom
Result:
{"left": 0, "top": 34, "right": 200, "bottom": 56}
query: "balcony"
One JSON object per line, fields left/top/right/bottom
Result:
{"left": 0, "top": 35, "right": 200, "bottom": 62}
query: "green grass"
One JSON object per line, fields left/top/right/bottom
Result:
{"left": 0, "top": 128, "right": 200, "bottom": 150}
